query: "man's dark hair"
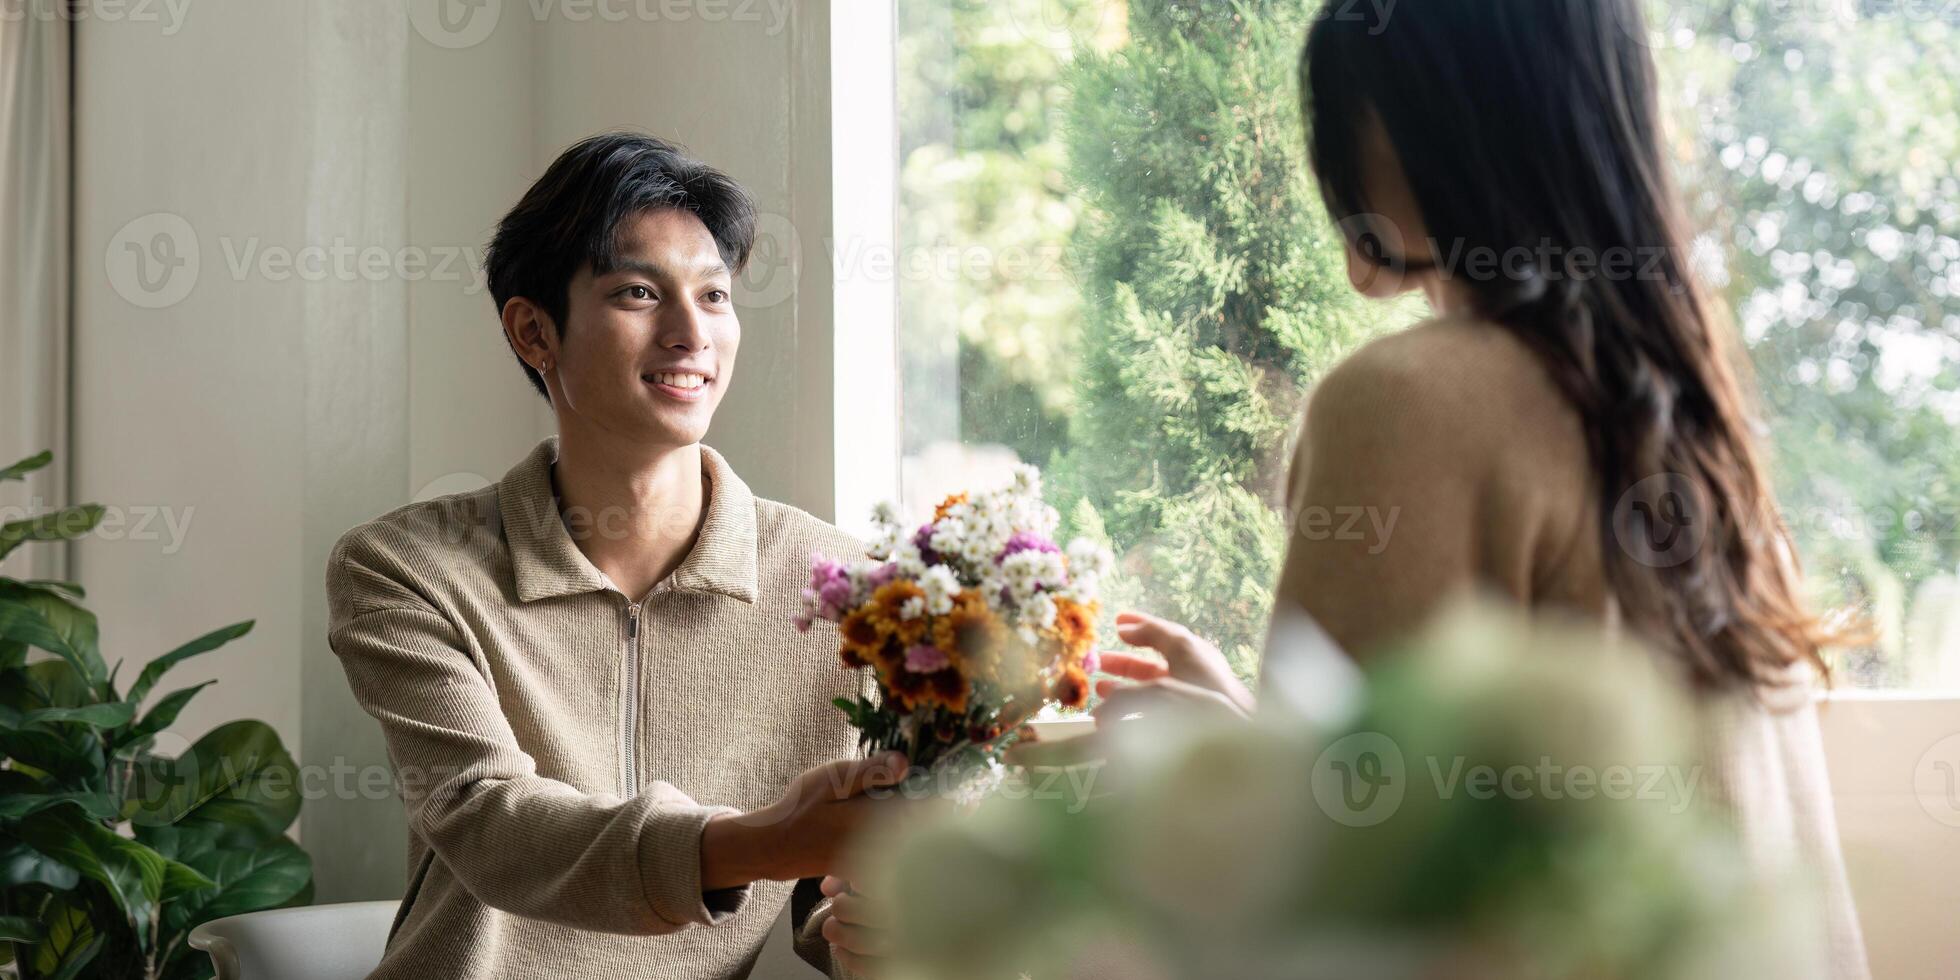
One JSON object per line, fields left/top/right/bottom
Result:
{"left": 485, "top": 132, "right": 757, "bottom": 397}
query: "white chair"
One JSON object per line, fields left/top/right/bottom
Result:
{"left": 189, "top": 901, "right": 400, "bottom": 980}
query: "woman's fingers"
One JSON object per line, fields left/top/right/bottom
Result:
{"left": 1114, "top": 612, "right": 1196, "bottom": 660}
{"left": 1092, "top": 678, "right": 1244, "bottom": 722}
{"left": 1096, "top": 650, "right": 1169, "bottom": 681}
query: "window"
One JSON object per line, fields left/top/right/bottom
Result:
{"left": 895, "top": 0, "right": 1960, "bottom": 690}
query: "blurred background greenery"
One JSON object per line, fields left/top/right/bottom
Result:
{"left": 896, "top": 0, "right": 1960, "bottom": 689}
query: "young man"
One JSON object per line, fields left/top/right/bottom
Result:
{"left": 327, "top": 133, "right": 892, "bottom": 978}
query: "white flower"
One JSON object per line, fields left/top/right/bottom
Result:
{"left": 867, "top": 522, "right": 904, "bottom": 561}
{"left": 1059, "top": 570, "right": 1101, "bottom": 604}
{"left": 900, "top": 596, "right": 926, "bottom": 621}
{"left": 1010, "top": 464, "right": 1041, "bottom": 498}
{"left": 1066, "top": 538, "right": 1112, "bottom": 578}
{"left": 920, "top": 565, "right": 960, "bottom": 616}
{"left": 1000, "top": 552, "right": 1043, "bottom": 603}
{"left": 893, "top": 541, "right": 928, "bottom": 579}
{"left": 929, "top": 518, "right": 968, "bottom": 559}
{"left": 870, "top": 500, "right": 900, "bottom": 529}
{"left": 846, "top": 559, "right": 884, "bottom": 605}
{"left": 1023, "top": 592, "right": 1059, "bottom": 632}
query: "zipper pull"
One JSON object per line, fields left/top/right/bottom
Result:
{"left": 627, "top": 606, "right": 639, "bottom": 640}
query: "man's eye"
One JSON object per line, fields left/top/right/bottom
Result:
{"left": 624, "top": 285, "right": 654, "bottom": 301}
{"left": 704, "top": 289, "right": 729, "bottom": 304}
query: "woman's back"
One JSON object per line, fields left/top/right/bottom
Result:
{"left": 1274, "top": 316, "right": 1870, "bottom": 978}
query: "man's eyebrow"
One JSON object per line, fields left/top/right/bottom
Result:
{"left": 603, "top": 258, "right": 731, "bottom": 281}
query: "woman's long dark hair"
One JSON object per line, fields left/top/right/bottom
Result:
{"left": 1302, "top": 0, "right": 1842, "bottom": 690}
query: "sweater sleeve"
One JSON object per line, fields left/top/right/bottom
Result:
{"left": 327, "top": 540, "right": 750, "bottom": 936}
{"left": 1270, "top": 337, "right": 1490, "bottom": 660}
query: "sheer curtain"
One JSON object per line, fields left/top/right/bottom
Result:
{"left": 0, "top": 0, "right": 70, "bottom": 579}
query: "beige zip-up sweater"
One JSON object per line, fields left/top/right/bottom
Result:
{"left": 1273, "top": 317, "right": 1870, "bottom": 979}
{"left": 327, "top": 438, "right": 865, "bottom": 979}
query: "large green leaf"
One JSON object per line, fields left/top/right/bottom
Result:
{"left": 0, "top": 505, "right": 106, "bottom": 564}
{"left": 127, "top": 621, "right": 253, "bottom": 705}
{"left": 169, "top": 835, "right": 312, "bottom": 930}
{"left": 14, "top": 702, "right": 136, "bottom": 729}
{"left": 16, "top": 803, "right": 166, "bottom": 944}
{"left": 0, "top": 593, "right": 105, "bottom": 690}
{"left": 0, "top": 729, "right": 104, "bottom": 784}
{"left": 0, "top": 451, "right": 52, "bottom": 483}
{"left": 124, "top": 681, "right": 215, "bottom": 743}
{"left": 0, "top": 789, "right": 119, "bottom": 822}
{"left": 0, "top": 838, "right": 81, "bottom": 890}
{"left": 19, "top": 579, "right": 85, "bottom": 600}
{"left": 6, "top": 660, "right": 92, "bottom": 711}
{"left": 28, "top": 897, "right": 101, "bottom": 980}
{"left": 129, "top": 720, "right": 300, "bottom": 846}
{"left": 0, "top": 914, "right": 40, "bottom": 942}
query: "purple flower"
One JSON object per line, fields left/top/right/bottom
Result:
{"left": 996, "top": 531, "right": 1060, "bottom": 564}
{"left": 867, "top": 562, "right": 900, "bottom": 590}
{"left": 808, "top": 557, "right": 854, "bottom": 617}
{"left": 1083, "top": 649, "right": 1101, "bottom": 674}
{"left": 912, "top": 524, "right": 941, "bottom": 565}
{"left": 904, "top": 644, "right": 950, "bottom": 673}
{"left": 818, "top": 577, "right": 854, "bottom": 612}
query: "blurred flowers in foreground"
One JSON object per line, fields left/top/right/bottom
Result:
{"left": 857, "top": 601, "right": 1828, "bottom": 980}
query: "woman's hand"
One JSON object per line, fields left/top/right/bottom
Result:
{"left": 820, "top": 875, "right": 887, "bottom": 976}
{"left": 1095, "top": 611, "right": 1256, "bottom": 719}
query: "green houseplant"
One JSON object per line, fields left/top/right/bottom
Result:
{"left": 0, "top": 451, "right": 313, "bottom": 979}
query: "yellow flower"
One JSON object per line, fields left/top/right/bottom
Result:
{"left": 838, "top": 605, "right": 885, "bottom": 669}
{"left": 868, "top": 580, "right": 929, "bottom": 647}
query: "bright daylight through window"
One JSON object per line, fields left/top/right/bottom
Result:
{"left": 894, "top": 0, "right": 1960, "bottom": 690}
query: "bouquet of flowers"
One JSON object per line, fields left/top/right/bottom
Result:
{"left": 795, "top": 465, "right": 1110, "bottom": 771}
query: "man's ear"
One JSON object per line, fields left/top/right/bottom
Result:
{"left": 501, "top": 296, "right": 557, "bottom": 371}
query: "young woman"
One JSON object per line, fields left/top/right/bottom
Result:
{"left": 1094, "top": 1, "right": 1869, "bottom": 975}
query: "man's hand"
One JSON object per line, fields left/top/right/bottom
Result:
{"left": 819, "top": 875, "right": 887, "bottom": 975}
{"left": 700, "top": 752, "right": 909, "bottom": 890}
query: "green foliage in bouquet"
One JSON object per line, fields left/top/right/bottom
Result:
{"left": 0, "top": 452, "right": 312, "bottom": 980}
{"left": 1043, "top": 0, "right": 1416, "bottom": 681}
{"left": 872, "top": 603, "right": 1828, "bottom": 980}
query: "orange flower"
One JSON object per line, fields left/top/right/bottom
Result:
{"left": 885, "top": 654, "right": 971, "bottom": 714}
{"left": 933, "top": 493, "right": 969, "bottom": 521}
{"left": 1052, "top": 665, "right": 1090, "bottom": 709}
{"left": 868, "top": 580, "right": 929, "bottom": 647}
{"left": 838, "top": 605, "right": 884, "bottom": 669}
{"left": 1050, "top": 598, "right": 1097, "bottom": 661}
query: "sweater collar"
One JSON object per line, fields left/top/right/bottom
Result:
{"left": 498, "top": 437, "right": 759, "bottom": 605}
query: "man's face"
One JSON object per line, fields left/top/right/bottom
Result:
{"left": 551, "top": 208, "right": 739, "bottom": 449}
